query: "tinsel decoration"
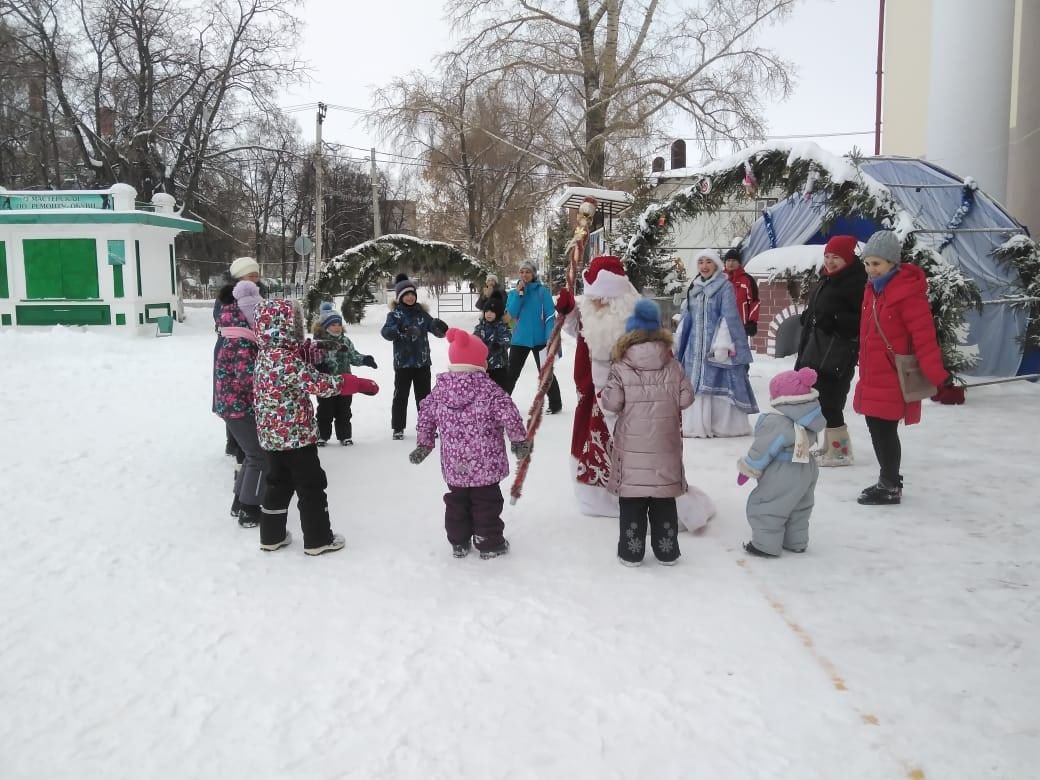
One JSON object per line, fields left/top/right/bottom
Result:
{"left": 938, "top": 177, "right": 978, "bottom": 253}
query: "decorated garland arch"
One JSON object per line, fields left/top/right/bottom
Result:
{"left": 616, "top": 143, "right": 1011, "bottom": 375}
{"left": 305, "top": 234, "right": 491, "bottom": 324}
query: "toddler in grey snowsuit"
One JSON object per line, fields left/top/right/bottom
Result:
{"left": 737, "top": 367, "right": 826, "bottom": 557}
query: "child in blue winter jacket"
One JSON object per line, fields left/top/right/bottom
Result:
{"left": 473, "top": 290, "right": 511, "bottom": 390}
{"left": 380, "top": 274, "right": 448, "bottom": 440}
{"left": 737, "top": 367, "right": 826, "bottom": 557}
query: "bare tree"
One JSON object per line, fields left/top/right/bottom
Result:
{"left": 4, "top": 0, "right": 303, "bottom": 208}
{"left": 445, "top": 0, "right": 796, "bottom": 185}
{"left": 373, "top": 63, "right": 557, "bottom": 268}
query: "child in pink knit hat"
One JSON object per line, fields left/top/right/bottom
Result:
{"left": 736, "top": 367, "right": 826, "bottom": 557}
{"left": 409, "top": 328, "right": 531, "bottom": 559}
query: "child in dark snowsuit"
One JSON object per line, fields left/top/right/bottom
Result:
{"left": 737, "top": 367, "right": 826, "bottom": 557}
{"left": 380, "top": 275, "right": 448, "bottom": 440}
{"left": 253, "top": 299, "right": 380, "bottom": 555}
{"left": 473, "top": 290, "right": 511, "bottom": 390}
{"left": 312, "top": 302, "right": 377, "bottom": 446}
{"left": 409, "top": 328, "right": 531, "bottom": 559}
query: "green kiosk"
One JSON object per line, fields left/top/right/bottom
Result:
{"left": 0, "top": 184, "right": 202, "bottom": 330}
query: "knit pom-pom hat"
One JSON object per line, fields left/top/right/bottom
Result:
{"left": 394, "top": 276, "right": 418, "bottom": 302}
{"left": 317, "top": 301, "right": 343, "bottom": 330}
{"left": 625, "top": 298, "right": 661, "bottom": 333}
{"left": 768, "top": 367, "right": 819, "bottom": 404}
{"left": 484, "top": 290, "right": 506, "bottom": 318}
{"left": 446, "top": 327, "right": 489, "bottom": 368}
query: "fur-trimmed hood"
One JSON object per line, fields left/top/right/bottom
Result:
{"left": 611, "top": 328, "right": 674, "bottom": 365}
{"left": 388, "top": 300, "right": 430, "bottom": 314}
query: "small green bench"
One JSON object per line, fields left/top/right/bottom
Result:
{"left": 155, "top": 315, "right": 174, "bottom": 337}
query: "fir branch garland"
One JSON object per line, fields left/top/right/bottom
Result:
{"left": 616, "top": 145, "right": 987, "bottom": 376}
{"left": 305, "top": 235, "right": 489, "bottom": 323}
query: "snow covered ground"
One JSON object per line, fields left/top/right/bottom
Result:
{"left": 2, "top": 297, "right": 1038, "bottom": 779}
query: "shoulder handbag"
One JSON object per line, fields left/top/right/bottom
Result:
{"left": 871, "top": 299, "right": 937, "bottom": 402}
{"left": 797, "top": 283, "right": 857, "bottom": 379}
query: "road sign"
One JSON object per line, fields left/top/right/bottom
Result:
{"left": 293, "top": 235, "right": 314, "bottom": 257}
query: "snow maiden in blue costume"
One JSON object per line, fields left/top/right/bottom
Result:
{"left": 676, "top": 249, "right": 759, "bottom": 437}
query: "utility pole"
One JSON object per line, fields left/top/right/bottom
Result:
{"left": 371, "top": 147, "right": 382, "bottom": 239}
{"left": 313, "top": 102, "right": 327, "bottom": 280}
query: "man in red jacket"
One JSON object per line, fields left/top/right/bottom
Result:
{"left": 723, "top": 248, "right": 760, "bottom": 339}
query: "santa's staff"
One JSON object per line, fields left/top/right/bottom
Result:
{"left": 509, "top": 197, "right": 597, "bottom": 504}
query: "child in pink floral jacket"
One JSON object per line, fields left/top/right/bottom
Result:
{"left": 253, "top": 299, "right": 379, "bottom": 556}
{"left": 409, "top": 328, "right": 531, "bottom": 559}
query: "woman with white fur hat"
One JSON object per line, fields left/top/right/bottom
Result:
{"left": 676, "top": 249, "right": 758, "bottom": 437}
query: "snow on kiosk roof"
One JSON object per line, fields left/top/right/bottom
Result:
{"left": 629, "top": 141, "right": 1037, "bottom": 378}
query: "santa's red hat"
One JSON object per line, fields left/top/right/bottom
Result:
{"left": 583, "top": 255, "right": 635, "bottom": 299}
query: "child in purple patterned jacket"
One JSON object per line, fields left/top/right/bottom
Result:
{"left": 409, "top": 328, "right": 531, "bottom": 559}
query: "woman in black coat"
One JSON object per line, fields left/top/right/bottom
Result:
{"left": 795, "top": 235, "right": 867, "bottom": 467}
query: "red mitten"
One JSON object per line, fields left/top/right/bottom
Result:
{"left": 737, "top": 473, "right": 750, "bottom": 486}
{"left": 339, "top": 375, "right": 380, "bottom": 396}
{"left": 555, "top": 288, "right": 575, "bottom": 315}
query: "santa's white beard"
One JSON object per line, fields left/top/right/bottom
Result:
{"left": 578, "top": 290, "right": 641, "bottom": 362}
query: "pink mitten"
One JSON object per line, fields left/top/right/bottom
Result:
{"left": 338, "top": 375, "right": 379, "bottom": 396}
{"left": 737, "top": 473, "right": 750, "bottom": 486}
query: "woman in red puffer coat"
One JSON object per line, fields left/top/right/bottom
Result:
{"left": 853, "top": 230, "right": 950, "bottom": 506}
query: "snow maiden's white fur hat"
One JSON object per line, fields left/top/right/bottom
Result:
{"left": 695, "top": 248, "right": 722, "bottom": 269}
{"left": 583, "top": 255, "right": 637, "bottom": 299}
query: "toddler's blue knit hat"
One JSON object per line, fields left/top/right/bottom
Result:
{"left": 318, "top": 302, "right": 343, "bottom": 330}
{"left": 625, "top": 298, "right": 661, "bottom": 333}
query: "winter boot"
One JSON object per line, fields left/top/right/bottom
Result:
{"left": 316, "top": 439, "right": 328, "bottom": 447}
{"left": 237, "top": 504, "right": 262, "bottom": 528}
{"left": 478, "top": 539, "right": 510, "bottom": 559}
{"left": 230, "top": 495, "right": 243, "bottom": 518}
{"left": 451, "top": 542, "right": 471, "bottom": 558}
{"left": 340, "top": 438, "right": 353, "bottom": 446}
{"left": 260, "top": 531, "right": 292, "bottom": 552}
{"left": 744, "top": 541, "right": 778, "bottom": 558}
{"left": 857, "top": 476, "right": 902, "bottom": 505}
{"left": 304, "top": 533, "right": 346, "bottom": 556}
{"left": 392, "top": 430, "right": 404, "bottom": 441}
{"left": 617, "top": 556, "right": 642, "bottom": 567}
{"left": 817, "top": 425, "right": 853, "bottom": 467}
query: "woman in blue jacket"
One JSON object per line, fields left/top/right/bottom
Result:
{"left": 505, "top": 261, "right": 562, "bottom": 413}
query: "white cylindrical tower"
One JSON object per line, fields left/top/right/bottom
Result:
{"left": 926, "top": 0, "right": 1015, "bottom": 201}
{"left": 1007, "top": 0, "right": 1040, "bottom": 233}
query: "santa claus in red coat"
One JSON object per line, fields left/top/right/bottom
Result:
{"left": 556, "top": 256, "right": 716, "bottom": 528}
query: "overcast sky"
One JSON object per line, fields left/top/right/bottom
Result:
{"left": 281, "top": 0, "right": 881, "bottom": 164}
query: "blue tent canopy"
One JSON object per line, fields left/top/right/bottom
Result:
{"left": 743, "top": 156, "right": 1030, "bottom": 377}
